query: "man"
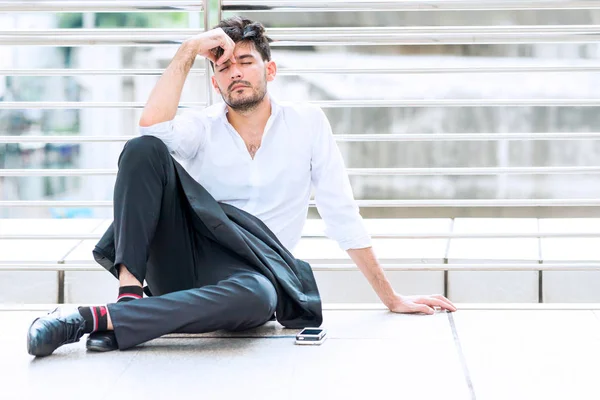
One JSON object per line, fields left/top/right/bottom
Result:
{"left": 26, "top": 17, "right": 456, "bottom": 357}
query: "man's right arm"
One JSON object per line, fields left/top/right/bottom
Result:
{"left": 138, "top": 41, "right": 197, "bottom": 127}
{"left": 139, "top": 28, "right": 236, "bottom": 127}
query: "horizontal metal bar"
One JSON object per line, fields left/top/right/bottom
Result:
{"left": 347, "top": 167, "right": 600, "bottom": 176}
{"left": 0, "top": 234, "right": 106, "bottom": 239}
{"left": 6, "top": 99, "right": 600, "bottom": 110}
{"left": 0, "top": 68, "right": 206, "bottom": 76}
{"left": 282, "top": 65, "right": 600, "bottom": 74}
{"left": 3, "top": 132, "right": 600, "bottom": 144}
{"left": 271, "top": 26, "right": 600, "bottom": 46}
{"left": 222, "top": 0, "right": 600, "bottom": 12}
{"left": 3, "top": 199, "right": 600, "bottom": 207}
{"left": 0, "top": 102, "right": 205, "bottom": 109}
{"left": 0, "top": 169, "right": 117, "bottom": 176}
{"left": 7, "top": 25, "right": 600, "bottom": 46}
{"left": 4, "top": 166, "right": 600, "bottom": 177}
{"left": 280, "top": 65, "right": 600, "bottom": 74}
{"left": 273, "top": 25, "right": 600, "bottom": 34}
{"left": 0, "top": 264, "right": 104, "bottom": 272}
{"left": 1, "top": 263, "right": 600, "bottom": 272}
{"left": 0, "top": 135, "right": 134, "bottom": 143}
{"left": 335, "top": 132, "right": 600, "bottom": 141}
{"left": 271, "top": 25, "right": 600, "bottom": 46}
{"left": 8, "top": 65, "right": 600, "bottom": 76}
{"left": 2, "top": 232, "right": 600, "bottom": 240}
{"left": 310, "top": 263, "right": 600, "bottom": 271}
{"left": 26, "top": 26, "right": 600, "bottom": 37}
{"left": 0, "top": 28, "right": 194, "bottom": 46}
{"left": 315, "top": 99, "right": 600, "bottom": 107}
{"left": 0, "top": 1, "right": 204, "bottom": 12}
{"left": 349, "top": 199, "right": 600, "bottom": 207}
{"left": 0, "top": 201, "right": 114, "bottom": 207}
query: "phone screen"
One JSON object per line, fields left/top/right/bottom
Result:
{"left": 300, "top": 329, "right": 323, "bottom": 336}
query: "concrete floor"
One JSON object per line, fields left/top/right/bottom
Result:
{"left": 3, "top": 307, "right": 600, "bottom": 400}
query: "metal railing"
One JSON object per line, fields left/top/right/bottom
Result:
{"left": 3, "top": 132, "right": 600, "bottom": 143}
{"left": 4, "top": 166, "right": 600, "bottom": 176}
{"left": 220, "top": 0, "right": 600, "bottom": 12}
{"left": 8, "top": 99, "right": 600, "bottom": 108}
{"left": 8, "top": 64, "right": 600, "bottom": 76}
{"left": 2, "top": 0, "right": 600, "bottom": 293}
{"left": 5, "top": 0, "right": 600, "bottom": 13}
{"left": 3, "top": 199, "right": 600, "bottom": 208}
{"left": 2, "top": 232, "right": 600, "bottom": 239}
{"left": 4, "top": 166, "right": 600, "bottom": 178}
{"left": 1, "top": 263, "right": 600, "bottom": 272}
{"left": 0, "top": 1, "right": 204, "bottom": 12}
{"left": 8, "top": 25, "right": 600, "bottom": 46}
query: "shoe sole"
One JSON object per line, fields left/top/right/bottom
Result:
{"left": 86, "top": 344, "right": 115, "bottom": 352}
{"left": 86, "top": 341, "right": 117, "bottom": 352}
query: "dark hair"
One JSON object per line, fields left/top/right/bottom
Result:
{"left": 211, "top": 17, "right": 272, "bottom": 65}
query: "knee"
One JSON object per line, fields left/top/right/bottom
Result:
{"left": 119, "top": 135, "right": 169, "bottom": 167}
{"left": 230, "top": 273, "right": 277, "bottom": 317}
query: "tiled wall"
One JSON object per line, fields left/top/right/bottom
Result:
{"left": 1, "top": 218, "right": 600, "bottom": 304}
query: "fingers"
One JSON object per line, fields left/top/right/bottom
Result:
{"left": 215, "top": 33, "right": 236, "bottom": 66}
{"left": 206, "top": 51, "right": 218, "bottom": 64}
{"left": 194, "top": 29, "right": 236, "bottom": 67}
{"left": 216, "top": 47, "right": 233, "bottom": 66}
{"left": 413, "top": 303, "right": 435, "bottom": 315}
{"left": 431, "top": 294, "right": 457, "bottom": 311}
{"left": 432, "top": 294, "right": 451, "bottom": 302}
{"left": 417, "top": 296, "right": 456, "bottom": 312}
{"left": 389, "top": 294, "right": 457, "bottom": 315}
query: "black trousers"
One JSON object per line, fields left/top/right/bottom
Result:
{"left": 105, "top": 136, "right": 277, "bottom": 350}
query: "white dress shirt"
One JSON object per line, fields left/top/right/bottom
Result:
{"left": 139, "top": 96, "right": 371, "bottom": 252}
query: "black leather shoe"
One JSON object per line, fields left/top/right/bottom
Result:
{"left": 27, "top": 307, "right": 86, "bottom": 357}
{"left": 86, "top": 331, "right": 118, "bottom": 352}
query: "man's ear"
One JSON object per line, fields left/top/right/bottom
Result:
{"left": 211, "top": 75, "right": 221, "bottom": 94}
{"left": 266, "top": 60, "right": 277, "bottom": 82}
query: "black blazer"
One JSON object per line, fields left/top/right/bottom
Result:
{"left": 92, "top": 160, "right": 323, "bottom": 329}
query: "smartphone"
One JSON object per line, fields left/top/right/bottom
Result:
{"left": 295, "top": 327, "right": 327, "bottom": 345}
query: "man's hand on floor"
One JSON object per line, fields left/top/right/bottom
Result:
{"left": 386, "top": 293, "right": 457, "bottom": 315}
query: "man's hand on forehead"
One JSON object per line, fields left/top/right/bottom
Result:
{"left": 185, "top": 28, "right": 237, "bottom": 66}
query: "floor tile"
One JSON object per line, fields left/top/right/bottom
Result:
{"left": 0, "top": 310, "right": 470, "bottom": 400}
{"left": 453, "top": 310, "right": 600, "bottom": 400}
{"left": 0, "top": 310, "right": 139, "bottom": 400}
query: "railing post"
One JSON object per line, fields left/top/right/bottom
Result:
{"left": 217, "top": 0, "right": 223, "bottom": 26}
{"left": 203, "top": 0, "right": 214, "bottom": 105}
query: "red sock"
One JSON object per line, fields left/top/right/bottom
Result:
{"left": 78, "top": 306, "right": 108, "bottom": 333}
{"left": 117, "top": 285, "right": 143, "bottom": 302}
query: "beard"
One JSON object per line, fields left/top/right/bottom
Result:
{"left": 221, "top": 77, "right": 268, "bottom": 113}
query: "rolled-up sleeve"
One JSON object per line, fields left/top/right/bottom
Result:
{"left": 138, "top": 110, "right": 208, "bottom": 160}
{"left": 310, "top": 108, "right": 372, "bottom": 251}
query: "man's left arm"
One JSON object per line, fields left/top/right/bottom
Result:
{"left": 309, "top": 108, "right": 456, "bottom": 314}
{"left": 347, "top": 246, "right": 456, "bottom": 314}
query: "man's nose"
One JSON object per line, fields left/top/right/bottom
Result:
{"left": 229, "top": 64, "right": 242, "bottom": 80}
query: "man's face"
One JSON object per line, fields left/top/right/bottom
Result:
{"left": 211, "top": 42, "right": 276, "bottom": 112}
